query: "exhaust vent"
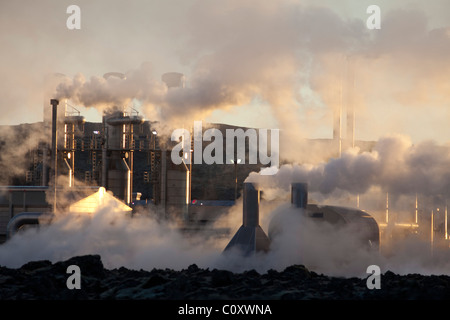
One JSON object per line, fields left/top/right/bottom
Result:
{"left": 223, "top": 182, "right": 270, "bottom": 255}
{"left": 291, "top": 182, "right": 308, "bottom": 209}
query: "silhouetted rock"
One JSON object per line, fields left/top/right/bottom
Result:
{"left": 211, "top": 269, "right": 234, "bottom": 287}
{"left": 1, "top": 254, "right": 450, "bottom": 299}
{"left": 19, "top": 260, "right": 52, "bottom": 273}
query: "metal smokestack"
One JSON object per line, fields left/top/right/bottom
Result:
{"left": 291, "top": 183, "right": 308, "bottom": 209}
{"left": 42, "top": 73, "right": 67, "bottom": 186}
{"left": 243, "top": 182, "right": 259, "bottom": 227}
{"left": 346, "top": 57, "right": 355, "bottom": 149}
{"left": 223, "top": 182, "right": 270, "bottom": 256}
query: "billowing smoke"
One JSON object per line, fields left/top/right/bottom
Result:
{"left": 46, "top": 2, "right": 450, "bottom": 164}
{"left": 2, "top": 0, "right": 450, "bottom": 279}
{"left": 1, "top": 1, "right": 449, "bottom": 145}
{"left": 53, "top": 3, "right": 368, "bottom": 138}
{"left": 2, "top": 191, "right": 446, "bottom": 278}
{"left": 0, "top": 205, "right": 223, "bottom": 271}
{"left": 0, "top": 123, "right": 45, "bottom": 184}
{"left": 246, "top": 134, "right": 450, "bottom": 199}
{"left": 55, "top": 6, "right": 348, "bottom": 122}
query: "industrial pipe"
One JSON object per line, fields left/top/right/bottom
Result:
{"left": 50, "top": 99, "right": 59, "bottom": 213}
{"left": 223, "top": 182, "right": 270, "bottom": 255}
{"left": 6, "top": 212, "right": 54, "bottom": 240}
{"left": 242, "top": 182, "right": 260, "bottom": 227}
{"left": 291, "top": 183, "right": 308, "bottom": 209}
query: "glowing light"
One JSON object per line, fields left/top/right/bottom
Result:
{"left": 99, "top": 186, "right": 105, "bottom": 199}
{"left": 69, "top": 186, "right": 131, "bottom": 214}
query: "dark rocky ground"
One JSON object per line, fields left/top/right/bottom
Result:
{"left": 1, "top": 254, "right": 450, "bottom": 300}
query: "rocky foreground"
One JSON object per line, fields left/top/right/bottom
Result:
{"left": 0, "top": 254, "right": 449, "bottom": 300}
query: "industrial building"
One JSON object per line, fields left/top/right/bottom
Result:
{"left": 0, "top": 72, "right": 268, "bottom": 242}
{"left": 0, "top": 71, "right": 448, "bottom": 259}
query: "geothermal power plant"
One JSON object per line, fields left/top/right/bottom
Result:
{"left": 0, "top": 71, "right": 448, "bottom": 263}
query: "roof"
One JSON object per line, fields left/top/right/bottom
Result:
{"left": 69, "top": 187, "right": 132, "bottom": 213}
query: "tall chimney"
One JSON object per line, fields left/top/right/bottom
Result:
{"left": 333, "top": 104, "right": 342, "bottom": 156}
{"left": 346, "top": 57, "right": 355, "bottom": 149}
{"left": 223, "top": 182, "right": 270, "bottom": 256}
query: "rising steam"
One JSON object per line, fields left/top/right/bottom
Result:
{"left": 246, "top": 134, "right": 450, "bottom": 199}
{"left": 1, "top": 0, "right": 450, "bottom": 278}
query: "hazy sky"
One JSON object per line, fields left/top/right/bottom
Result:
{"left": 1, "top": 0, "right": 450, "bottom": 144}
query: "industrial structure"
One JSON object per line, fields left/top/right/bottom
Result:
{"left": 269, "top": 183, "right": 380, "bottom": 250}
{"left": 0, "top": 70, "right": 449, "bottom": 260}
{"left": 224, "top": 182, "right": 380, "bottom": 256}
{"left": 224, "top": 182, "right": 271, "bottom": 255}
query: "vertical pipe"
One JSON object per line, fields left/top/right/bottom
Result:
{"left": 415, "top": 193, "right": 418, "bottom": 224}
{"left": 385, "top": 192, "right": 389, "bottom": 224}
{"left": 50, "top": 99, "right": 59, "bottom": 213}
{"left": 243, "top": 182, "right": 259, "bottom": 227}
{"left": 161, "top": 150, "right": 167, "bottom": 216}
{"left": 431, "top": 210, "right": 434, "bottom": 257}
{"left": 101, "top": 115, "right": 107, "bottom": 188}
{"left": 70, "top": 152, "right": 75, "bottom": 187}
{"left": 291, "top": 183, "right": 308, "bottom": 209}
{"left": 346, "top": 56, "right": 355, "bottom": 150}
{"left": 129, "top": 122, "right": 134, "bottom": 205}
{"left": 42, "top": 144, "right": 48, "bottom": 186}
{"left": 64, "top": 123, "right": 67, "bottom": 151}
{"left": 64, "top": 158, "right": 73, "bottom": 187}
{"left": 121, "top": 158, "right": 131, "bottom": 205}
{"left": 333, "top": 105, "right": 342, "bottom": 157}
{"left": 445, "top": 201, "right": 448, "bottom": 240}
{"left": 334, "top": 62, "right": 343, "bottom": 157}
{"left": 234, "top": 162, "right": 238, "bottom": 201}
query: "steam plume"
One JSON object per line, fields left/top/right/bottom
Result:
{"left": 247, "top": 135, "right": 450, "bottom": 198}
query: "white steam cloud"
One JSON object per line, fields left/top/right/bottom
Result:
{"left": 0, "top": 123, "right": 45, "bottom": 184}
{"left": 0, "top": 208, "right": 223, "bottom": 271}
{"left": 247, "top": 134, "right": 450, "bottom": 198}
{"left": 1, "top": 0, "right": 450, "bottom": 278}
{"left": 2, "top": 194, "right": 450, "bottom": 278}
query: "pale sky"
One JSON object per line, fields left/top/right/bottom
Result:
{"left": 1, "top": 0, "right": 450, "bottom": 144}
